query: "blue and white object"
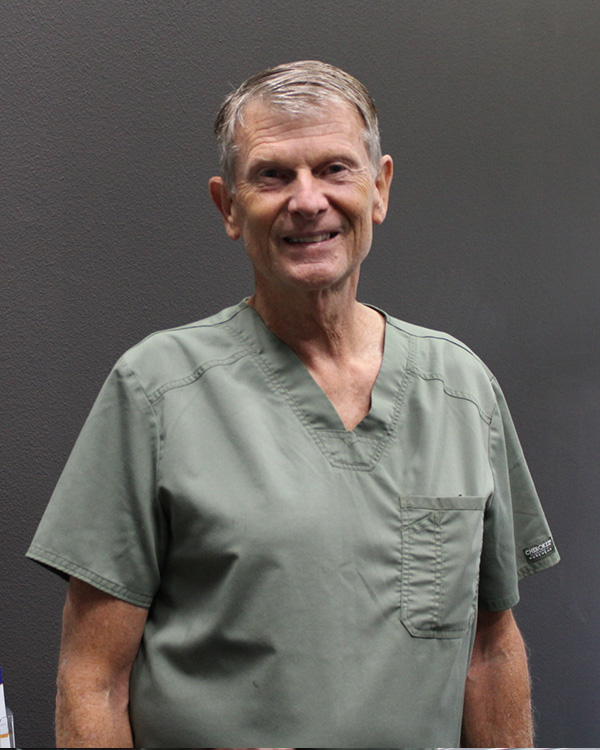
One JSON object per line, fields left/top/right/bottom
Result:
{"left": 0, "top": 667, "right": 15, "bottom": 749}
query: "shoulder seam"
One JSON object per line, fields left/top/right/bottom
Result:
{"left": 119, "top": 358, "right": 164, "bottom": 487}
{"left": 408, "top": 364, "right": 494, "bottom": 424}
{"left": 127, "top": 303, "right": 248, "bottom": 352}
{"left": 388, "top": 319, "right": 495, "bottom": 423}
{"left": 386, "top": 317, "right": 488, "bottom": 368}
{"left": 147, "top": 349, "right": 253, "bottom": 405}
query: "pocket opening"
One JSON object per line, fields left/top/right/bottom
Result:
{"left": 399, "top": 496, "right": 486, "bottom": 639}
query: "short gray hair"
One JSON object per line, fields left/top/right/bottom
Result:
{"left": 214, "top": 60, "right": 382, "bottom": 191}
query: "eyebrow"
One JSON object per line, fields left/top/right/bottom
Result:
{"left": 246, "top": 151, "right": 364, "bottom": 176}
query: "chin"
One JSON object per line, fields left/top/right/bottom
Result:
{"left": 282, "top": 258, "right": 356, "bottom": 288}
{"left": 284, "top": 274, "right": 354, "bottom": 295}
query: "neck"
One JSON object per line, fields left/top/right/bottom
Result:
{"left": 247, "top": 275, "right": 386, "bottom": 432}
{"left": 248, "top": 274, "right": 373, "bottom": 360}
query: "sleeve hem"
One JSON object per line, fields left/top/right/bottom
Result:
{"left": 26, "top": 545, "right": 153, "bottom": 608}
{"left": 479, "top": 591, "right": 520, "bottom": 612}
{"left": 480, "top": 550, "right": 561, "bottom": 612}
{"left": 517, "top": 549, "right": 561, "bottom": 581}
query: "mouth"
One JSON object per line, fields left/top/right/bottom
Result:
{"left": 284, "top": 232, "right": 339, "bottom": 245}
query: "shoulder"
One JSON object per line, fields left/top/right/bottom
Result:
{"left": 386, "top": 313, "right": 490, "bottom": 374}
{"left": 113, "top": 300, "right": 252, "bottom": 400}
{"left": 383, "top": 311, "right": 498, "bottom": 423}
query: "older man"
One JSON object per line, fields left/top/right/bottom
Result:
{"left": 28, "top": 61, "right": 559, "bottom": 748}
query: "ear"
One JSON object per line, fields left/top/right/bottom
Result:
{"left": 209, "top": 176, "right": 241, "bottom": 240}
{"left": 372, "top": 155, "right": 393, "bottom": 225}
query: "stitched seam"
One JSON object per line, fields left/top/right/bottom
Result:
{"left": 226, "top": 315, "right": 354, "bottom": 467}
{"left": 247, "top": 350, "right": 385, "bottom": 471}
{"left": 480, "top": 592, "right": 520, "bottom": 611}
{"left": 402, "top": 524, "right": 412, "bottom": 624}
{"left": 314, "top": 429, "right": 380, "bottom": 445}
{"left": 433, "top": 513, "right": 442, "bottom": 628}
{"left": 148, "top": 350, "right": 252, "bottom": 404}
{"left": 225, "top": 316, "right": 414, "bottom": 471}
{"left": 332, "top": 330, "right": 414, "bottom": 469}
{"left": 250, "top": 351, "right": 339, "bottom": 462}
{"left": 120, "top": 359, "right": 164, "bottom": 491}
{"left": 250, "top": 336, "right": 413, "bottom": 471}
{"left": 517, "top": 552, "right": 560, "bottom": 580}
{"left": 28, "top": 546, "right": 154, "bottom": 607}
{"left": 130, "top": 304, "right": 250, "bottom": 349}
{"left": 408, "top": 364, "right": 493, "bottom": 424}
{"left": 221, "top": 321, "right": 338, "bottom": 460}
{"left": 328, "top": 330, "right": 416, "bottom": 471}
{"left": 385, "top": 318, "right": 487, "bottom": 365}
{"left": 362, "top": 331, "right": 416, "bottom": 468}
{"left": 487, "top": 398, "right": 500, "bottom": 511}
{"left": 399, "top": 504, "right": 480, "bottom": 637}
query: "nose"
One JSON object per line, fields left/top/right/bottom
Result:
{"left": 287, "top": 171, "right": 329, "bottom": 218}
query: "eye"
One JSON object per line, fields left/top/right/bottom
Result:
{"left": 321, "top": 162, "right": 354, "bottom": 181}
{"left": 260, "top": 168, "right": 281, "bottom": 179}
{"left": 324, "top": 163, "right": 347, "bottom": 175}
{"left": 256, "top": 167, "right": 288, "bottom": 184}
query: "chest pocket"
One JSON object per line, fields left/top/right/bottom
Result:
{"left": 399, "top": 496, "right": 486, "bottom": 639}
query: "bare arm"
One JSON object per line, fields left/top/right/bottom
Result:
{"left": 461, "top": 608, "right": 533, "bottom": 747}
{"left": 56, "top": 577, "right": 149, "bottom": 748}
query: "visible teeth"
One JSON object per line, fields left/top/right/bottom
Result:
{"left": 287, "top": 233, "right": 333, "bottom": 243}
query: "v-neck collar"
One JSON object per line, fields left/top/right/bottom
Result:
{"left": 227, "top": 299, "right": 412, "bottom": 470}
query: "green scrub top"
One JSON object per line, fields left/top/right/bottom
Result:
{"left": 28, "top": 300, "right": 559, "bottom": 748}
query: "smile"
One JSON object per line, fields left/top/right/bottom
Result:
{"left": 285, "top": 232, "right": 339, "bottom": 244}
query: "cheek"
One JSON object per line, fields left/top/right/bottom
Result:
{"left": 336, "top": 182, "right": 375, "bottom": 219}
{"left": 240, "top": 199, "right": 282, "bottom": 234}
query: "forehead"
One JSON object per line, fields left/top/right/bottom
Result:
{"left": 234, "top": 99, "right": 368, "bottom": 164}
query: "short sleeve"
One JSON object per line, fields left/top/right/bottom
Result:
{"left": 26, "top": 357, "right": 167, "bottom": 607}
{"left": 478, "top": 377, "right": 560, "bottom": 611}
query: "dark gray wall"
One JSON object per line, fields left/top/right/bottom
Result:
{"left": 2, "top": 2, "right": 599, "bottom": 746}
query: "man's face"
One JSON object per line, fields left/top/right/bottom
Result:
{"left": 210, "top": 99, "right": 392, "bottom": 296}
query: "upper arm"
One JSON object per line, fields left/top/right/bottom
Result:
{"left": 58, "top": 577, "right": 149, "bottom": 697}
